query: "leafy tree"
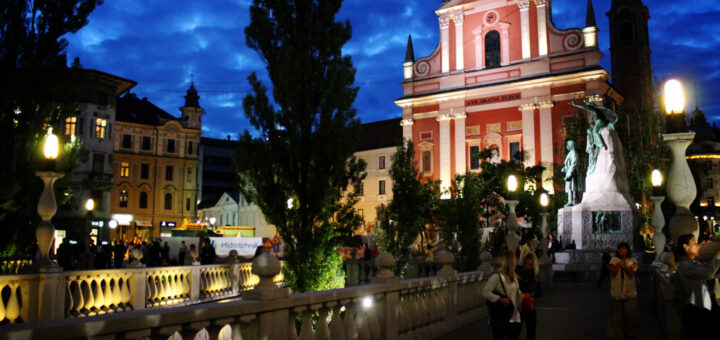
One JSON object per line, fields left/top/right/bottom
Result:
{"left": 374, "top": 139, "right": 434, "bottom": 277}
{"left": 435, "top": 173, "right": 483, "bottom": 271}
{"left": 235, "top": 0, "right": 365, "bottom": 292}
{"left": 0, "top": 0, "right": 100, "bottom": 255}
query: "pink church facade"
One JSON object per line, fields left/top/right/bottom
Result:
{"left": 396, "top": 0, "right": 622, "bottom": 193}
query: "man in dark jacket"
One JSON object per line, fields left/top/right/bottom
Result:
{"left": 113, "top": 241, "right": 126, "bottom": 268}
{"left": 200, "top": 238, "right": 216, "bottom": 265}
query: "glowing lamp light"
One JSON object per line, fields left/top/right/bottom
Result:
{"left": 43, "top": 132, "right": 59, "bottom": 160}
{"left": 85, "top": 198, "right": 95, "bottom": 212}
{"left": 209, "top": 217, "right": 217, "bottom": 225}
{"left": 664, "top": 80, "right": 685, "bottom": 114}
{"left": 507, "top": 175, "right": 518, "bottom": 192}
{"left": 108, "top": 219, "right": 118, "bottom": 229}
{"left": 651, "top": 169, "right": 662, "bottom": 187}
{"left": 540, "top": 192, "right": 549, "bottom": 207}
{"left": 362, "top": 296, "right": 373, "bottom": 309}
{"left": 287, "top": 198, "right": 294, "bottom": 209}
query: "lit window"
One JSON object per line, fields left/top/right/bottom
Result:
{"left": 119, "top": 190, "right": 128, "bottom": 208}
{"left": 64, "top": 117, "right": 76, "bottom": 136}
{"left": 379, "top": 156, "right": 386, "bottom": 170}
{"left": 379, "top": 180, "right": 386, "bottom": 195}
{"left": 120, "top": 162, "right": 130, "bottom": 177}
{"left": 95, "top": 119, "right": 107, "bottom": 139}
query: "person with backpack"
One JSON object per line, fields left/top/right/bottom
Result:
{"left": 484, "top": 250, "right": 525, "bottom": 340}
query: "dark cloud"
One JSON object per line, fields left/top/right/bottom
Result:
{"left": 66, "top": 0, "right": 720, "bottom": 139}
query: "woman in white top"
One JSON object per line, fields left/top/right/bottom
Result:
{"left": 607, "top": 242, "right": 638, "bottom": 340}
{"left": 484, "top": 250, "right": 524, "bottom": 340}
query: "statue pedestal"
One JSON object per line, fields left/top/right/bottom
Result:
{"left": 557, "top": 208, "right": 637, "bottom": 251}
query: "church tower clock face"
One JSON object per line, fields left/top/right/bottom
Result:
{"left": 484, "top": 10, "right": 499, "bottom": 26}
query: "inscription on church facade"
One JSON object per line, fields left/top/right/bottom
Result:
{"left": 465, "top": 93, "right": 521, "bottom": 107}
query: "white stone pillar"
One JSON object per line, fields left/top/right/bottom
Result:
{"left": 474, "top": 30, "right": 484, "bottom": 69}
{"left": 536, "top": 0, "right": 548, "bottom": 56}
{"left": 519, "top": 0, "right": 531, "bottom": 60}
{"left": 438, "top": 113, "right": 453, "bottom": 193}
{"left": 440, "top": 17, "right": 450, "bottom": 73}
{"left": 454, "top": 112, "right": 467, "bottom": 175}
{"left": 453, "top": 13, "right": 464, "bottom": 71}
{"left": 538, "top": 101, "right": 554, "bottom": 192}
{"left": 500, "top": 23, "right": 511, "bottom": 66}
{"left": 400, "top": 118, "right": 414, "bottom": 142}
{"left": 520, "top": 104, "right": 536, "bottom": 166}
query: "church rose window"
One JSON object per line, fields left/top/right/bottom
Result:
{"left": 485, "top": 30, "right": 501, "bottom": 69}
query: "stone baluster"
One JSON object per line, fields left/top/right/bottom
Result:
{"left": 297, "top": 308, "right": 314, "bottom": 340}
{"left": 341, "top": 299, "right": 359, "bottom": 340}
{"left": 329, "top": 304, "right": 346, "bottom": 340}
{"left": 243, "top": 253, "right": 290, "bottom": 339}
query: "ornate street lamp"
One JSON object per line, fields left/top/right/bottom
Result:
{"left": 650, "top": 169, "right": 666, "bottom": 265}
{"left": 662, "top": 80, "right": 698, "bottom": 243}
{"left": 35, "top": 131, "right": 63, "bottom": 271}
{"left": 80, "top": 198, "right": 95, "bottom": 269}
{"left": 505, "top": 175, "right": 521, "bottom": 252}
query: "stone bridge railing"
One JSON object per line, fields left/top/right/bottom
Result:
{"left": 0, "top": 261, "right": 285, "bottom": 324}
{"left": 0, "top": 252, "right": 489, "bottom": 340}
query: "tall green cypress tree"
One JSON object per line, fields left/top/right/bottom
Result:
{"left": 235, "top": 0, "right": 365, "bottom": 292}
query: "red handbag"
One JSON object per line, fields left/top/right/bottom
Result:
{"left": 521, "top": 294, "right": 534, "bottom": 311}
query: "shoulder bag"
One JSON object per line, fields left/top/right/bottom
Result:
{"left": 486, "top": 273, "right": 515, "bottom": 322}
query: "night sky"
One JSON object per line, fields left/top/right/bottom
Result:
{"left": 65, "top": 0, "right": 720, "bottom": 139}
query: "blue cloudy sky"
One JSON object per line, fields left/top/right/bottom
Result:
{"left": 66, "top": 0, "right": 720, "bottom": 139}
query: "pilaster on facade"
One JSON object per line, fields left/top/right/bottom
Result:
{"left": 400, "top": 118, "right": 414, "bottom": 141}
{"left": 452, "top": 12, "right": 465, "bottom": 71}
{"left": 519, "top": 104, "right": 536, "bottom": 167}
{"left": 440, "top": 17, "right": 451, "bottom": 73}
{"left": 453, "top": 112, "right": 467, "bottom": 175}
{"left": 519, "top": 0, "right": 531, "bottom": 60}
{"left": 536, "top": 0, "right": 549, "bottom": 56}
{"left": 437, "top": 112, "right": 452, "bottom": 194}
{"left": 538, "top": 101, "right": 555, "bottom": 193}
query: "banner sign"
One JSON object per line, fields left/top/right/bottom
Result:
{"left": 465, "top": 93, "right": 521, "bottom": 107}
{"left": 210, "top": 237, "right": 263, "bottom": 257}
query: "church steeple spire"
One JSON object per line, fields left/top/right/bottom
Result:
{"left": 586, "top": 0, "right": 596, "bottom": 27}
{"left": 184, "top": 81, "right": 200, "bottom": 108}
{"left": 405, "top": 35, "right": 415, "bottom": 63}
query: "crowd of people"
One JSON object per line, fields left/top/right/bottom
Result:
{"left": 483, "top": 234, "right": 720, "bottom": 340}
{"left": 55, "top": 237, "right": 218, "bottom": 270}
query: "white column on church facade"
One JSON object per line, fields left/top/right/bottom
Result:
{"left": 440, "top": 17, "right": 450, "bottom": 73}
{"left": 520, "top": 103, "right": 536, "bottom": 166}
{"left": 473, "top": 28, "right": 484, "bottom": 69}
{"left": 536, "top": 0, "right": 548, "bottom": 56}
{"left": 519, "top": 0, "right": 531, "bottom": 60}
{"left": 538, "top": 101, "right": 554, "bottom": 192}
{"left": 454, "top": 112, "right": 467, "bottom": 175}
{"left": 453, "top": 13, "right": 464, "bottom": 71}
{"left": 400, "top": 118, "right": 414, "bottom": 141}
{"left": 438, "top": 113, "right": 453, "bottom": 194}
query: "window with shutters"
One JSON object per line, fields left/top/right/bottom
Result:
{"left": 379, "top": 180, "right": 386, "bottom": 195}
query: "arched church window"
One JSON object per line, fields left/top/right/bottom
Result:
{"left": 619, "top": 22, "right": 634, "bottom": 46}
{"left": 485, "top": 30, "right": 501, "bottom": 68}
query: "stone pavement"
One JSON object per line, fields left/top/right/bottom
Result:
{"left": 441, "top": 278, "right": 662, "bottom": 340}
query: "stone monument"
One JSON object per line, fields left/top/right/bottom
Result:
{"left": 555, "top": 101, "right": 638, "bottom": 273}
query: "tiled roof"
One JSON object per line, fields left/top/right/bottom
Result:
{"left": 357, "top": 118, "right": 402, "bottom": 151}
{"left": 116, "top": 93, "right": 179, "bottom": 126}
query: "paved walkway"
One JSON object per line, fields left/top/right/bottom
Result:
{"left": 442, "top": 278, "right": 662, "bottom": 340}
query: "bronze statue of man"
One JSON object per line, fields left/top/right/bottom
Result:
{"left": 561, "top": 140, "right": 578, "bottom": 207}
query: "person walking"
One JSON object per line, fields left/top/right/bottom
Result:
{"left": 178, "top": 241, "right": 187, "bottom": 265}
{"left": 516, "top": 252, "right": 540, "bottom": 340}
{"left": 113, "top": 241, "right": 126, "bottom": 268}
{"left": 200, "top": 238, "right": 216, "bottom": 265}
{"left": 675, "top": 234, "right": 720, "bottom": 339}
{"left": 607, "top": 242, "right": 638, "bottom": 340}
{"left": 161, "top": 242, "right": 170, "bottom": 265}
{"left": 597, "top": 247, "right": 612, "bottom": 288}
{"left": 484, "top": 250, "right": 524, "bottom": 340}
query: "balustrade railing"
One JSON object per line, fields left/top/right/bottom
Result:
{"left": 0, "top": 261, "right": 285, "bottom": 325}
{"left": 0, "top": 252, "right": 490, "bottom": 340}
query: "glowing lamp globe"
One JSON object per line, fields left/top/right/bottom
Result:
{"left": 108, "top": 219, "right": 118, "bottom": 229}
{"left": 287, "top": 198, "right": 294, "bottom": 209}
{"left": 664, "top": 80, "right": 685, "bottom": 115}
{"left": 85, "top": 198, "right": 95, "bottom": 212}
{"left": 540, "top": 192, "right": 549, "bottom": 207}
{"left": 507, "top": 175, "right": 518, "bottom": 192}
{"left": 651, "top": 169, "right": 662, "bottom": 187}
{"left": 43, "top": 133, "right": 59, "bottom": 160}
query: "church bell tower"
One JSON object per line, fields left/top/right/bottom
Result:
{"left": 180, "top": 81, "right": 203, "bottom": 130}
{"left": 607, "top": 0, "right": 653, "bottom": 110}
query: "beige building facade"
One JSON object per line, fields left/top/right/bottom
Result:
{"left": 110, "top": 85, "right": 203, "bottom": 241}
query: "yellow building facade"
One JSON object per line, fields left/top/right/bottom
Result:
{"left": 110, "top": 85, "right": 203, "bottom": 241}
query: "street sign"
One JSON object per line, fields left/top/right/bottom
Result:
{"left": 263, "top": 239, "right": 273, "bottom": 248}
{"left": 273, "top": 244, "right": 279, "bottom": 252}
{"left": 272, "top": 235, "right": 281, "bottom": 245}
